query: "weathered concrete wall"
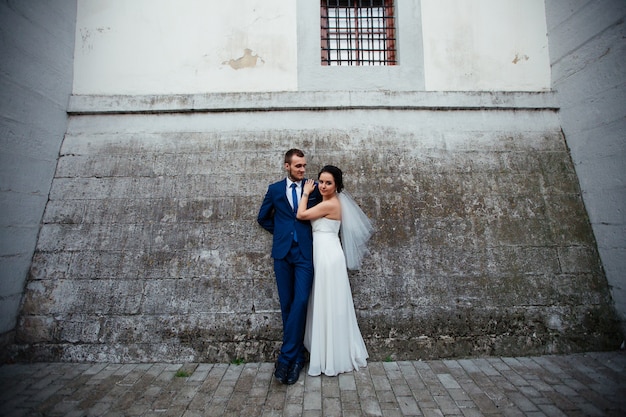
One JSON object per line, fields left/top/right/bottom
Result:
{"left": 544, "top": 0, "right": 626, "bottom": 335}
{"left": 0, "top": 0, "right": 76, "bottom": 347}
{"left": 13, "top": 92, "right": 621, "bottom": 363}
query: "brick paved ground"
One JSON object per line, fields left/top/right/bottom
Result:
{"left": 0, "top": 351, "right": 624, "bottom": 416}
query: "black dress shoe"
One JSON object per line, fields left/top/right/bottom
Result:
{"left": 274, "top": 361, "right": 289, "bottom": 384}
{"left": 286, "top": 361, "right": 305, "bottom": 385}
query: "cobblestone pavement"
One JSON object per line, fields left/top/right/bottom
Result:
{"left": 1, "top": 351, "right": 624, "bottom": 417}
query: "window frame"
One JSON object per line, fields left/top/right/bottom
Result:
{"left": 296, "top": 0, "right": 425, "bottom": 92}
{"left": 320, "top": 0, "right": 397, "bottom": 66}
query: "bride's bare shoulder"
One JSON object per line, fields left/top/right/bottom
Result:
{"left": 325, "top": 196, "right": 341, "bottom": 220}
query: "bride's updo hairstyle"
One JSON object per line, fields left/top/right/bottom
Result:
{"left": 318, "top": 165, "right": 344, "bottom": 193}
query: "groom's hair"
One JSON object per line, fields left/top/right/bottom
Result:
{"left": 284, "top": 148, "right": 305, "bottom": 164}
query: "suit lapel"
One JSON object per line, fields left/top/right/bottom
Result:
{"left": 280, "top": 178, "right": 290, "bottom": 207}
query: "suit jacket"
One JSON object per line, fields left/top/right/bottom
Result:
{"left": 257, "top": 178, "right": 321, "bottom": 260}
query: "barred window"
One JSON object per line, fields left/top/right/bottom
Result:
{"left": 321, "top": 0, "right": 397, "bottom": 66}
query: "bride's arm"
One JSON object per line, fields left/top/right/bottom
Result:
{"left": 297, "top": 179, "right": 333, "bottom": 220}
{"left": 297, "top": 199, "right": 334, "bottom": 220}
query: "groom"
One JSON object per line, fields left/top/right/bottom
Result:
{"left": 257, "top": 148, "right": 320, "bottom": 384}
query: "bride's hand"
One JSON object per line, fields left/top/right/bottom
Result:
{"left": 303, "top": 179, "right": 316, "bottom": 194}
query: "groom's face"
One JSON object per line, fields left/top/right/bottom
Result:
{"left": 285, "top": 155, "right": 307, "bottom": 182}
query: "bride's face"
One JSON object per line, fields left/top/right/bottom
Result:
{"left": 317, "top": 172, "right": 336, "bottom": 196}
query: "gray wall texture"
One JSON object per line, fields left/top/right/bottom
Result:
{"left": 12, "top": 92, "right": 621, "bottom": 363}
{"left": 0, "top": 0, "right": 76, "bottom": 346}
{"left": 545, "top": 0, "right": 626, "bottom": 332}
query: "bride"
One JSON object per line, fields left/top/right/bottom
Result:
{"left": 296, "top": 165, "right": 373, "bottom": 376}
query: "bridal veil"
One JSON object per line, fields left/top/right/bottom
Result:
{"left": 338, "top": 192, "right": 374, "bottom": 270}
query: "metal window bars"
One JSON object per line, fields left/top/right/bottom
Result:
{"left": 321, "top": 0, "right": 396, "bottom": 66}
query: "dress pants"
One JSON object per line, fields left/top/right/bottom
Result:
{"left": 273, "top": 243, "right": 314, "bottom": 365}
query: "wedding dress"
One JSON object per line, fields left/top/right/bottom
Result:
{"left": 303, "top": 216, "right": 369, "bottom": 376}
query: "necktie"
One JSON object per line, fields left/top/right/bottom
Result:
{"left": 291, "top": 183, "right": 299, "bottom": 213}
{"left": 291, "top": 183, "right": 298, "bottom": 242}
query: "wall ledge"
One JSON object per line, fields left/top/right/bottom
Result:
{"left": 68, "top": 91, "right": 559, "bottom": 114}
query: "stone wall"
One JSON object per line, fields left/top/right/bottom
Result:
{"left": 13, "top": 92, "right": 621, "bottom": 363}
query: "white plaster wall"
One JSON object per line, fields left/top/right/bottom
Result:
{"left": 0, "top": 0, "right": 76, "bottom": 336}
{"left": 545, "top": 0, "right": 626, "bottom": 335}
{"left": 422, "top": 0, "right": 551, "bottom": 91}
{"left": 73, "top": 0, "right": 297, "bottom": 94}
{"left": 74, "top": 0, "right": 552, "bottom": 95}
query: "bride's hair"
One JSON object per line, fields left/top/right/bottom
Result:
{"left": 318, "top": 165, "right": 343, "bottom": 193}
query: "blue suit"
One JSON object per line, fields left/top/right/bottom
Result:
{"left": 258, "top": 178, "right": 320, "bottom": 365}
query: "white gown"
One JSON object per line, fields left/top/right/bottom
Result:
{"left": 304, "top": 217, "right": 369, "bottom": 376}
